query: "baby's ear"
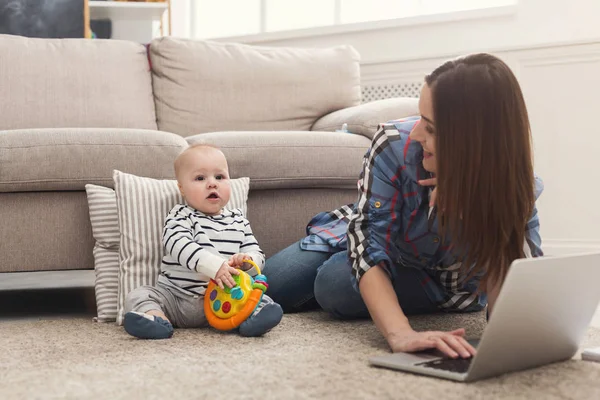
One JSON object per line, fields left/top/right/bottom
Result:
{"left": 177, "top": 182, "right": 184, "bottom": 196}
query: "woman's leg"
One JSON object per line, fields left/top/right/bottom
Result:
{"left": 313, "top": 251, "right": 370, "bottom": 319}
{"left": 314, "top": 252, "right": 438, "bottom": 319}
{"left": 389, "top": 267, "right": 439, "bottom": 315}
{"left": 263, "top": 240, "right": 333, "bottom": 312}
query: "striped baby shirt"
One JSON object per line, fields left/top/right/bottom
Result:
{"left": 157, "top": 204, "right": 265, "bottom": 296}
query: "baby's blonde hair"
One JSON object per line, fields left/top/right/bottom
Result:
{"left": 174, "top": 143, "right": 224, "bottom": 180}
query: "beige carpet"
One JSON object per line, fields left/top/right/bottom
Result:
{"left": 2, "top": 311, "right": 600, "bottom": 400}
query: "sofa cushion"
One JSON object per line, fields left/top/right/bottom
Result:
{"left": 312, "top": 98, "right": 419, "bottom": 140}
{"left": 186, "top": 131, "right": 372, "bottom": 190}
{"left": 150, "top": 37, "right": 362, "bottom": 136}
{"left": 0, "top": 34, "right": 157, "bottom": 130}
{"left": 0, "top": 128, "right": 187, "bottom": 192}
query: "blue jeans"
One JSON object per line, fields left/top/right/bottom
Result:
{"left": 263, "top": 240, "right": 439, "bottom": 319}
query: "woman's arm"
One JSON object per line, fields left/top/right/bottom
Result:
{"left": 360, "top": 264, "right": 475, "bottom": 358}
{"left": 359, "top": 264, "right": 411, "bottom": 336}
{"left": 348, "top": 124, "right": 475, "bottom": 357}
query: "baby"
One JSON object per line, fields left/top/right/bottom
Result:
{"left": 123, "top": 144, "right": 283, "bottom": 339}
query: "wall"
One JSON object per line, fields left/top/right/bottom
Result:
{"left": 222, "top": 0, "right": 600, "bottom": 63}
{"left": 183, "top": 0, "right": 600, "bottom": 256}
{"left": 169, "top": 0, "right": 191, "bottom": 38}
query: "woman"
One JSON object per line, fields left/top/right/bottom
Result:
{"left": 263, "top": 53, "right": 543, "bottom": 359}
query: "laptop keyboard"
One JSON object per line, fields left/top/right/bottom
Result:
{"left": 416, "top": 357, "right": 472, "bottom": 374}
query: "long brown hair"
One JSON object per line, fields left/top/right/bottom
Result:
{"left": 425, "top": 53, "right": 535, "bottom": 291}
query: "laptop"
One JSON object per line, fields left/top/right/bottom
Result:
{"left": 369, "top": 252, "right": 600, "bottom": 382}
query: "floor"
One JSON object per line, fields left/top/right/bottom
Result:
{"left": 5, "top": 309, "right": 600, "bottom": 399}
{"left": 3, "top": 274, "right": 600, "bottom": 399}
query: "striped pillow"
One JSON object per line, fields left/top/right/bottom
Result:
{"left": 113, "top": 170, "right": 249, "bottom": 325}
{"left": 85, "top": 184, "right": 120, "bottom": 323}
{"left": 85, "top": 172, "right": 249, "bottom": 324}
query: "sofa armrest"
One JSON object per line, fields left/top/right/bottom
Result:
{"left": 311, "top": 97, "right": 419, "bottom": 140}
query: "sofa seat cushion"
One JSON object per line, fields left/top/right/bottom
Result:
{"left": 0, "top": 128, "right": 187, "bottom": 192}
{"left": 186, "top": 131, "right": 372, "bottom": 190}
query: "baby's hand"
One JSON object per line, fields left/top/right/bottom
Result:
{"left": 214, "top": 262, "right": 240, "bottom": 289}
{"left": 228, "top": 253, "right": 253, "bottom": 270}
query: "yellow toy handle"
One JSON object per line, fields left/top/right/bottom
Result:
{"left": 244, "top": 259, "right": 261, "bottom": 275}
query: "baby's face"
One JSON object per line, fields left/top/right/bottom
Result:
{"left": 177, "top": 148, "right": 231, "bottom": 215}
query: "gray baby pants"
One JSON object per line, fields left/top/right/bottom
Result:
{"left": 124, "top": 281, "right": 274, "bottom": 329}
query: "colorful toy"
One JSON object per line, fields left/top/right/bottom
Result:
{"left": 204, "top": 260, "right": 268, "bottom": 331}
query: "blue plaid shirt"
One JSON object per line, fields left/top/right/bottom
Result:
{"left": 301, "top": 117, "right": 543, "bottom": 311}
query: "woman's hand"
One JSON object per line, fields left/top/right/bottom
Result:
{"left": 418, "top": 177, "right": 437, "bottom": 207}
{"left": 387, "top": 328, "right": 477, "bottom": 358}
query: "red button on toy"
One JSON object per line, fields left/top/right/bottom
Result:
{"left": 222, "top": 301, "right": 231, "bottom": 314}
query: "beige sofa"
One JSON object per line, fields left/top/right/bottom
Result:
{"left": 0, "top": 34, "right": 418, "bottom": 277}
